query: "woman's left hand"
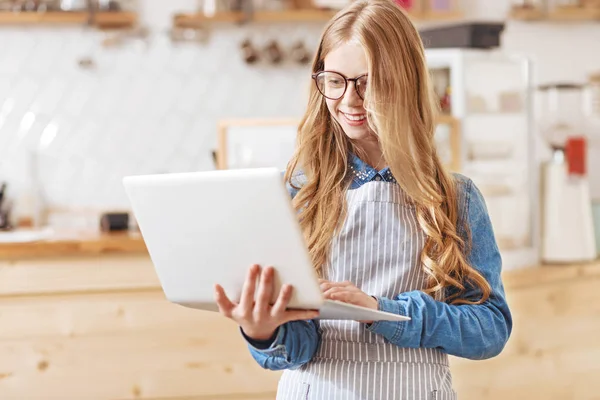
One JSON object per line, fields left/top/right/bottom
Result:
{"left": 319, "top": 279, "right": 378, "bottom": 324}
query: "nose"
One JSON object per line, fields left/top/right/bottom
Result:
{"left": 341, "top": 81, "right": 362, "bottom": 107}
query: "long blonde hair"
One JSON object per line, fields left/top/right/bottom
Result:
{"left": 284, "top": 0, "right": 491, "bottom": 305}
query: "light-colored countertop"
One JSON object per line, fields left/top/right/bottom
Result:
{"left": 502, "top": 259, "right": 600, "bottom": 289}
{"left": 0, "top": 228, "right": 147, "bottom": 260}
{"left": 0, "top": 227, "right": 598, "bottom": 290}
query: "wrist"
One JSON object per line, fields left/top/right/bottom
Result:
{"left": 359, "top": 296, "right": 379, "bottom": 325}
{"left": 242, "top": 326, "right": 278, "bottom": 341}
{"left": 371, "top": 295, "right": 379, "bottom": 310}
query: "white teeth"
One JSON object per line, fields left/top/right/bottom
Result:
{"left": 343, "top": 112, "right": 366, "bottom": 121}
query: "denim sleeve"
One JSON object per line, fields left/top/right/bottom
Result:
{"left": 366, "top": 176, "right": 513, "bottom": 360}
{"left": 243, "top": 320, "right": 321, "bottom": 370}
{"left": 241, "top": 168, "right": 321, "bottom": 370}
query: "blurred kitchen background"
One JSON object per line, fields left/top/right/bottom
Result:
{"left": 0, "top": 0, "right": 599, "bottom": 399}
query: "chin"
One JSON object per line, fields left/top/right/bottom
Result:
{"left": 338, "top": 121, "right": 373, "bottom": 142}
{"left": 343, "top": 127, "right": 372, "bottom": 141}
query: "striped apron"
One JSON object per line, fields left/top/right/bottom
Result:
{"left": 276, "top": 181, "right": 457, "bottom": 400}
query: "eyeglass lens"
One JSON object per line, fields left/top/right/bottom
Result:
{"left": 314, "top": 72, "right": 367, "bottom": 100}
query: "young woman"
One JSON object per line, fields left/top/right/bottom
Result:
{"left": 214, "top": 0, "right": 512, "bottom": 398}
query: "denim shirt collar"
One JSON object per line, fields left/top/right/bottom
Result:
{"left": 348, "top": 152, "right": 397, "bottom": 189}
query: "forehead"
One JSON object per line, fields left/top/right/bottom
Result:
{"left": 323, "top": 41, "right": 368, "bottom": 77}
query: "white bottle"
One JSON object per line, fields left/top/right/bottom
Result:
{"left": 541, "top": 149, "right": 597, "bottom": 263}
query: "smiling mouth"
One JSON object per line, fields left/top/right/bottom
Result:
{"left": 340, "top": 111, "right": 366, "bottom": 121}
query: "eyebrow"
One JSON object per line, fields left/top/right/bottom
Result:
{"left": 320, "top": 70, "right": 369, "bottom": 78}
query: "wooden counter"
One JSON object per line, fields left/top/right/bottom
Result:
{"left": 1, "top": 226, "right": 597, "bottom": 288}
{"left": 452, "top": 259, "right": 600, "bottom": 400}
{"left": 0, "top": 229, "right": 147, "bottom": 260}
{"left": 502, "top": 259, "right": 600, "bottom": 289}
{"left": 0, "top": 236, "right": 599, "bottom": 399}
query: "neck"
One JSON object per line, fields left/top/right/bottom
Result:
{"left": 355, "top": 138, "right": 386, "bottom": 170}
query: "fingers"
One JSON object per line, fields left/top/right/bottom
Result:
{"left": 214, "top": 284, "right": 235, "bottom": 318}
{"left": 271, "top": 284, "right": 293, "bottom": 317}
{"left": 328, "top": 291, "right": 362, "bottom": 304}
{"left": 239, "top": 264, "right": 260, "bottom": 313}
{"left": 318, "top": 279, "right": 352, "bottom": 285}
{"left": 319, "top": 280, "right": 354, "bottom": 292}
{"left": 255, "top": 266, "right": 275, "bottom": 314}
{"left": 323, "top": 286, "right": 359, "bottom": 299}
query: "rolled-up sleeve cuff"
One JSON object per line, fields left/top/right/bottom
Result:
{"left": 366, "top": 297, "right": 407, "bottom": 342}
{"left": 241, "top": 325, "right": 287, "bottom": 356}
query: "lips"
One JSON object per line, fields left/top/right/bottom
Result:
{"left": 340, "top": 111, "right": 367, "bottom": 126}
{"left": 340, "top": 111, "right": 366, "bottom": 121}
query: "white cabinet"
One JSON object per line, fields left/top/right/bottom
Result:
{"left": 426, "top": 48, "right": 540, "bottom": 270}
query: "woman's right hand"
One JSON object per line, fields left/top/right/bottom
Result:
{"left": 214, "top": 264, "right": 319, "bottom": 341}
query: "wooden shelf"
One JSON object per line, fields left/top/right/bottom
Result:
{"left": 416, "top": 10, "right": 463, "bottom": 21}
{"left": 174, "top": 10, "right": 334, "bottom": 26}
{"left": 510, "top": 7, "right": 546, "bottom": 21}
{"left": 510, "top": 6, "right": 600, "bottom": 21}
{"left": 0, "top": 11, "right": 137, "bottom": 28}
{"left": 0, "top": 229, "right": 147, "bottom": 260}
{"left": 548, "top": 6, "right": 600, "bottom": 21}
{"left": 173, "top": 9, "right": 462, "bottom": 27}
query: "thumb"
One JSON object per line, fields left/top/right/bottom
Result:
{"left": 214, "top": 284, "right": 236, "bottom": 317}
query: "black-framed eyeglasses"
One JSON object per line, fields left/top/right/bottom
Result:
{"left": 311, "top": 71, "right": 368, "bottom": 100}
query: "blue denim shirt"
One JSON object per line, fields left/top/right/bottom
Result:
{"left": 241, "top": 153, "right": 512, "bottom": 370}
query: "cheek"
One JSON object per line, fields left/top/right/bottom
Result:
{"left": 325, "top": 98, "right": 339, "bottom": 120}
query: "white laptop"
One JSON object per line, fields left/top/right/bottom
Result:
{"left": 122, "top": 168, "right": 409, "bottom": 322}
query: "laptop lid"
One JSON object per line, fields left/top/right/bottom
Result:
{"left": 123, "top": 168, "right": 324, "bottom": 312}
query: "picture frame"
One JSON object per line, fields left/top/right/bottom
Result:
{"left": 216, "top": 116, "right": 461, "bottom": 172}
{"left": 216, "top": 118, "right": 300, "bottom": 170}
{"left": 434, "top": 114, "right": 462, "bottom": 172}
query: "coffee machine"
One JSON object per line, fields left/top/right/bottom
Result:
{"left": 539, "top": 83, "right": 597, "bottom": 263}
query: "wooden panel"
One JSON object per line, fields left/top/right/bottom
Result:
{"left": 0, "top": 291, "right": 226, "bottom": 340}
{"left": 0, "top": 291, "right": 285, "bottom": 345}
{"left": 1, "top": 256, "right": 599, "bottom": 399}
{"left": 451, "top": 349, "right": 600, "bottom": 400}
{"left": 500, "top": 260, "right": 600, "bottom": 289}
{"left": 0, "top": 255, "right": 159, "bottom": 296}
{"left": 449, "top": 271, "right": 600, "bottom": 400}
{"left": 139, "top": 395, "right": 277, "bottom": 400}
{"left": 0, "top": 334, "right": 281, "bottom": 399}
{"left": 0, "top": 230, "right": 147, "bottom": 260}
{"left": 0, "top": 291, "right": 282, "bottom": 399}
{"left": 0, "top": 332, "right": 258, "bottom": 376}
{"left": 0, "top": 279, "right": 281, "bottom": 399}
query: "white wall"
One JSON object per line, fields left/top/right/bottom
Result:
{"left": 0, "top": 1, "right": 324, "bottom": 223}
{"left": 0, "top": 0, "right": 599, "bottom": 225}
